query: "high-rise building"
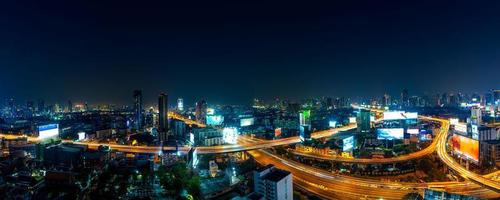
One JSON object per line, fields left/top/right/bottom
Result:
{"left": 133, "top": 90, "right": 143, "bottom": 130}
{"left": 357, "top": 109, "right": 371, "bottom": 133}
{"left": 177, "top": 98, "right": 184, "bottom": 111}
{"left": 401, "top": 89, "right": 409, "bottom": 107}
{"left": 253, "top": 164, "right": 293, "bottom": 200}
{"left": 195, "top": 100, "right": 207, "bottom": 124}
{"left": 37, "top": 99, "right": 45, "bottom": 113}
{"left": 471, "top": 106, "right": 482, "bottom": 125}
{"left": 383, "top": 94, "right": 391, "bottom": 107}
{"left": 493, "top": 89, "right": 500, "bottom": 104}
{"left": 67, "top": 100, "right": 73, "bottom": 112}
{"left": 158, "top": 93, "right": 169, "bottom": 142}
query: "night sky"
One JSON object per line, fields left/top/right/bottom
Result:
{"left": 1, "top": 1, "right": 499, "bottom": 106}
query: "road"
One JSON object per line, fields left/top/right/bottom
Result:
{"left": 0, "top": 124, "right": 356, "bottom": 154}
{"left": 432, "top": 117, "right": 500, "bottom": 192}
{"left": 248, "top": 149, "right": 500, "bottom": 199}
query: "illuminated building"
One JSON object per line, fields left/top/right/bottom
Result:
{"left": 67, "top": 100, "right": 73, "bottom": 112}
{"left": 470, "top": 106, "right": 482, "bottom": 125}
{"left": 253, "top": 164, "right": 293, "bottom": 200}
{"left": 300, "top": 125, "right": 311, "bottom": 142}
{"left": 133, "top": 90, "right": 143, "bottom": 130}
{"left": 401, "top": 88, "right": 409, "bottom": 107}
{"left": 158, "top": 92, "right": 169, "bottom": 142}
{"left": 195, "top": 100, "right": 207, "bottom": 124}
{"left": 177, "top": 98, "right": 184, "bottom": 111}
{"left": 424, "top": 189, "right": 479, "bottom": 200}
{"left": 480, "top": 140, "right": 500, "bottom": 167}
{"left": 356, "top": 109, "right": 371, "bottom": 133}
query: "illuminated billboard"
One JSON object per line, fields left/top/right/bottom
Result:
{"left": 223, "top": 127, "right": 239, "bottom": 144}
{"left": 407, "top": 129, "right": 419, "bottom": 134}
{"left": 38, "top": 124, "right": 59, "bottom": 140}
{"left": 206, "top": 115, "right": 224, "bottom": 126}
{"left": 377, "top": 128, "right": 404, "bottom": 140}
{"left": 274, "top": 128, "right": 282, "bottom": 138}
{"left": 299, "top": 110, "right": 311, "bottom": 125}
{"left": 471, "top": 124, "right": 479, "bottom": 140}
{"left": 383, "top": 111, "right": 418, "bottom": 120}
{"left": 449, "top": 118, "right": 459, "bottom": 125}
{"left": 207, "top": 108, "right": 215, "bottom": 115}
{"left": 451, "top": 134, "right": 479, "bottom": 162}
{"left": 454, "top": 123, "right": 467, "bottom": 133}
{"left": 78, "top": 132, "right": 86, "bottom": 141}
{"left": 329, "top": 121, "right": 337, "bottom": 128}
{"left": 343, "top": 136, "right": 354, "bottom": 152}
{"left": 349, "top": 117, "right": 356, "bottom": 123}
{"left": 240, "top": 118, "right": 255, "bottom": 127}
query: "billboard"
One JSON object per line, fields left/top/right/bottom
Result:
{"left": 206, "top": 108, "right": 215, "bottom": 115}
{"left": 454, "top": 123, "right": 467, "bottom": 133}
{"left": 449, "top": 118, "right": 459, "bottom": 125}
{"left": 450, "top": 134, "right": 479, "bottom": 162}
{"left": 383, "top": 111, "right": 418, "bottom": 120}
{"left": 240, "top": 118, "right": 255, "bottom": 127}
{"left": 343, "top": 136, "right": 354, "bottom": 152}
{"left": 38, "top": 124, "right": 59, "bottom": 140}
{"left": 206, "top": 115, "right": 224, "bottom": 126}
{"left": 299, "top": 110, "right": 311, "bottom": 125}
{"left": 471, "top": 124, "right": 479, "bottom": 140}
{"left": 274, "top": 128, "right": 282, "bottom": 138}
{"left": 349, "top": 117, "right": 356, "bottom": 123}
{"left": 329, "top": 121, "right": 337, "bottom": 128}
{"left": 223, "top": 127, "right": 239, "bottom": 144}
{"left": 407, "top": 129, "right": 419, "bottom": 134}
{"left": 377, "top": 128, "right": 404, "bottom": 140}
{"left": 78, "top": 132, "right": 86, "bottom": 141}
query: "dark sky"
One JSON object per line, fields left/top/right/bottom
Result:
{"left": 1, "top": 1, "right": 499, "bottom": 106}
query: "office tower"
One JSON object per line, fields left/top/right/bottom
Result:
{"left": 67, "top": 100, "right": 73, "bottom": 112}
{"left": 195, "top": 100, "right": 207, "bottom": 124}
{"left": 253, "top": 164, "right": 293, "bottom": 200}
{"left": 471, "top": 106, "right": 482, "bottom": 125}
{"left": 299, "top": 125, "right": 311, "bottom": 141}
{"left": 383, "top": 94, "right": 391, "bottom": 106}
{"left": 357, "top": 109, "right": 371, "bottom": 133}
{"left": 177, "top": 98, "right": 184, "bottom": 111}
{"left": 37, "top": 99, "right": 45, "bottom": 113}
{"left": 133, "top": 90, "right": 143, "bottom": 130}
{"left": 401, "top": 89, "right": 409, "bottom": 107}
{"left": 158, "top": 93, "right": 169, "bottom": 141}
{"left": 494, "top": 89, "right": 500, "bottom": 103}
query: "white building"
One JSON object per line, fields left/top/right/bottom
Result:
{"left": 471, "top": 106, "right": 482, "bottom": 125}
{"left": 253, "top": 164, "right": 292, "bottom": 200}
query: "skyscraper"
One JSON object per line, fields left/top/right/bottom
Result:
{"left": 37, "top": 99, "right": 45, "bottom": 113}
{"left": 195, "top": 100, "right": 207, "bottom": 124}
{"left": 158, "top": 93, "right": 169, "bottom": 141}
{"left": 67, "top": 100, "right": 73, "bottom": 112}
{"left": 133, "top": 90, "right": 143, "bottom": 130}
{"left": 357, "top": 109, "right": 371, "bottom": 133}
{"left": 177, "top": 98, "right": 184, "bottom": 111}
{"left": 401, "top": 89, "right": 409, "bottom": 108}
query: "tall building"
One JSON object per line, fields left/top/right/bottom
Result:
{"left": 493, "top": 89, "right": 500, "bottom": 101}
{"left": 383, "top": 94, "right": 391, "bottom": 107}
{"left": 37, "top": 99, "right": 45, "bottom": 113}
{"left": 401, "top": 89, "right": 409, "bottom": 107}
{"left": 357, "top": 109, "right": 371, "bottom": 133}
{"left": 195, "top": 100, "right": 207, "bottom": 124}
{"left": 177, "top": 98, "right": 184, "bottom": 111}
{"left": 133, "top": 90, "right": 143, "bottom": 130}
{"left": 158, "top": 93, "right": 169, "bottom": 142}
{"left": 253, "top": 164, "right": 293, "bottom": 200}
{"left": 471, "top": 106, "right": 482, "bottom": 125}
{"left": 67, "top": 100, "right": 73, "bottom": 112}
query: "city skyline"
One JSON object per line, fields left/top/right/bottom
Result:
{"left": 1, "top": 1, "right": 500, "bottom": 104}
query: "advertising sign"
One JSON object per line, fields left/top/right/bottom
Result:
{"left": 377, "top": 128, "right": 404, "bottom": 140}
{"left": 38, "top": 124, "right": 59, "bottom": 140}
{"left": 343, "top": 136, "right": 354, "bottom": 151}
{"left": 450, "top": 134, "right": 479, "bottom": 162}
